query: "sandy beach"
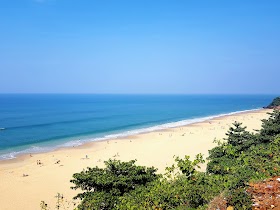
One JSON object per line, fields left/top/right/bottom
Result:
{"left": 0, "top": 109, "right": 271, "bottom": 210}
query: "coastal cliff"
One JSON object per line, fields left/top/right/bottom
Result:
{"left": 266, "top": 97, "right": 280, "bottom": 109}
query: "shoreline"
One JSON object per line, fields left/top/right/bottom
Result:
{"left": 0, "top": 108, "right": 271, "bottom": 210}
{"left": 0, "top": 107, "right": 264, "bottom": 162}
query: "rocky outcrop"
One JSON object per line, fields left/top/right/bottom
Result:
{"left": 265, "top": 97, "right": 280, "bottom": 110}
{"left": 266, "top": 106, "right": 280, "bottom": 110}
{"left": 247, "top": 176, "right": 280, "bottom": 210}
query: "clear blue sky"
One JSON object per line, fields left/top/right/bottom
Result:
{"left": 0, "top": 0, "right": 279, "bottom": 94}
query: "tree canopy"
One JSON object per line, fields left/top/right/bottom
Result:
{"left": 68, "top": 110, "right": 280, "bottom": 210}
{"left": 70, "top": 159, "right": 159, "bottom": 210}
{"left": 267, "top": 96, "right": 280, "bottom": 108}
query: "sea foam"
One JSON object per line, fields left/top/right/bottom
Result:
{"left": 0, "top": 108, "right": 261, "bottom": 160}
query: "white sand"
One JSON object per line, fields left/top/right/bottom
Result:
{"left": 0, "top": 109, "right": 270, "bottom": 210}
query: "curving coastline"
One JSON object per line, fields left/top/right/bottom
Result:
{"left": 0, "top": 108, "right": 271, "bottom": 210}
{"left": 0, "top": 108, "right": 263, "bottom": 160}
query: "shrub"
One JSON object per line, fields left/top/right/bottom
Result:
{"left": 70, "top": 159, "right": 159, "bottom": 210}
{"left": 69, "top": 109, "right": 280, "bottom": 210}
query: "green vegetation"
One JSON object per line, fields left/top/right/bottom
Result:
{"left": 267, "top": 96, "right": 280, "bottom": 108}
{"left": 69, "top": 110, "right": 280, "bottom": 210}
{"left": 70, "top": 159, "right": 159, "bottom": 210}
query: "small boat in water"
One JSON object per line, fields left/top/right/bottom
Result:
{"left": 0, "top": 128, "right": 5, "bottom": 131}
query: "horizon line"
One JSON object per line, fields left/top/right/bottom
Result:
{"left": 0, "top": 93, "right": 278, "bottom": 95}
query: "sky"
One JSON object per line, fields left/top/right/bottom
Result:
{"left": 0, "top": 0, "right": 279, "bottom": 94}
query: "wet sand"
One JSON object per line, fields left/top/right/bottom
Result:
{"left": 0, "top": 109, "right": 270, "bottom": 210}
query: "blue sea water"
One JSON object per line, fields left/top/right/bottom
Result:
{"left": 0, "top": 94, "right": 276, "bottom": 160}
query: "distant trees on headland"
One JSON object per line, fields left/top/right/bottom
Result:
{"left": 266, "top": 96, "right": 280, "bottom": 109}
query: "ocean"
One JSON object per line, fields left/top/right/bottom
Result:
{"left": 0, "top": 94, "right": 275, "bottom": 160}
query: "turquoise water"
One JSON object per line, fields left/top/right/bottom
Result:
{"left": 0, "top": 94, "right": 275, "bottom": 159}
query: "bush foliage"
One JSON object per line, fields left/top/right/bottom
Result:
{"left": 70, "top": 159, "right": 159, "bottom": 209}
{"left": 267, "top": 96, "right": 280, "bottom": 108}
{"left": 69, "top": 110, "right": 280, "bottom": 210}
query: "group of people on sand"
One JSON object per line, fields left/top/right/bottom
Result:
{"left": 36, "top": 160, "right": 42, "bottom": 165}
